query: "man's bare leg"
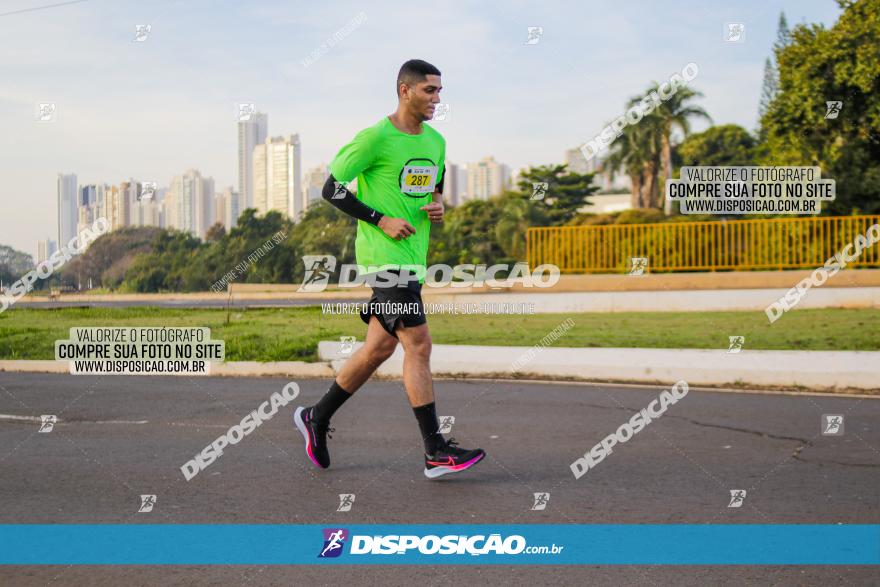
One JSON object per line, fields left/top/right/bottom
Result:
{"left": 396, "top": 322, "right": 448, "bottom": 455}
{"left": 308, "top": 316, "right": 397, "bottom": 424}
{"left": 336, "top": 316, "right": 399, "bottom": 393}
{"left": 395, "top": 321, "right": 486, "bottom": 477}
{"left": 293, "top": 316, "right": 398, "bottom": 469}
{"left": 395, "top": 322, "right": 434, "bottom": 407}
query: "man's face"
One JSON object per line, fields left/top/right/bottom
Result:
{"left": 402, "top": 74, "right": 442, "bottom": 121}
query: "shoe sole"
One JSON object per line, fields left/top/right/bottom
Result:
{"left": 423, "top": 452, "right": 485, "bottom": 479}
{"left": 293, "top": 406, "right": 326, "bottom": 469}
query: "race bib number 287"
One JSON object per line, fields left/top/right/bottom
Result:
{"left": 401, "top": 165, "right": 438, "bottom": 194}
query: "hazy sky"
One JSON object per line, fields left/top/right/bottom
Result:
{"left": 0, "top": 0, "right": 842, "bottom": 257}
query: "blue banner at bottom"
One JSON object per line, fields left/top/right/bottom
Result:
{"left": 0, "top": 525, "right": 877, "bottom": 565}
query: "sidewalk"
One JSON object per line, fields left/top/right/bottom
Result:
{"left": 3, "top": 343, "right": 876, "bottom": 393}
{"left": 317, "top": 341, "right": 879, "bottom": 392}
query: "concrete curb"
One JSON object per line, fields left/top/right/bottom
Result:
{"left": 4, "top": 344, "right": 879, "bottom": 392}
{"left": 0, "top": 360, "right": 333, "bottom": 378}
{"left": 426, "top": 287, "right": 880, "bottom": 313}
{"left": 318, "top": 342, "right": 880, "bottom": 391}
{"left": 0, "top": 361, "right": 68, "bottom": 374}
{"left": 209, "top": 361, "right": 334, "bottom": 377}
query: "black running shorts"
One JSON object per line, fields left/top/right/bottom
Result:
{"left": 359, "top": 270, "right": 427, "bottom": 337}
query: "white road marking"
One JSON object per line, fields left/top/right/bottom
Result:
{"left": 0, "top": 414, "right": 148, "bottom": 424}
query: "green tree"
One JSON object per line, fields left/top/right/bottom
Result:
{"left": 609, "top": 82, "right": 710, "bottom": 212}
{"left": 290, "top": 203, "right": 356, "bottom": 282}
{"left": 774, "top": 11, "right": 792, "bottom": 54}
{"left": 758, "top": 0, "right": 880, "bottom": 214}
{"left": 0, "top": 245, "right": 35, "bottom": 289}
{"left": 121, "top": 230, "right": 202, "bottom": 292}
{"left": 757, "top": 57, "right": 778, "bottom": 130}
{"left": 205, "top": 223, "right": 226, "bottom": 242}
{"left": 219, "top": 210, "right": 296, "bottom": 284}
{"left": 678, "top": 124, "right": 757, "bottom": 167}
{"left": 758, "top": 12, "right": 792, "bottom": 136}
{"left": 493, "top": 191, "right": 550, "bottom": 261}
{"left": 606, "top": 115, "right": 664, "bottom": 209}
{"left": 650, "top": 85, "right": 711, "bottom": 213}
{"left": 436, "top": 199, "right": 507, "bottom": 266}
{"left": 514, "top": 164, "right": 597, "bottom": 225}
{"left": 60, "top": 226, "right": 163, "bottom": 290}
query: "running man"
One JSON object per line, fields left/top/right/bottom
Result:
{"left": 293, "top": 59, "right": 485, "bottom": 479}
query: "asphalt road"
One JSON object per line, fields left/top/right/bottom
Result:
{"left": 0, "top": 373, "right": 877, "bottom": 585}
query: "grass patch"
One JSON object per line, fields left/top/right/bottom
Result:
{"left": 0, "top": 306, "right": 876, "bottom": 361}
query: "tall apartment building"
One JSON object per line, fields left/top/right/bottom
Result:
{"left": 77, "top": 205, "right": 93, "bottom": 237}
{"left": 564, "top": 147, "right": 598, "bottom": 175}
{"left": 442, "top": 161, "right": 460, "bottom": 206}
{"left": 75, "top": 183, "right": 111, "bottom": 237}
{"left": 118, "top": 180, "right": 140, "bottom": 228}
{"left": 166, "top": 169, "right": 215, "bottom": 238}
{"left": 302, "top": 165, "right": 329, "bottom": 214}
{"left": 104, "top": 186, "right": 121, "bottom": 230}
{"left": 37, "top": 238, "right": 57, "bottom": 263}
{"left": 214, "top": 186, "right": 239, "bottom": 230}
{"left": 464, "top": 156, "right": 511, "bottom": 202}
{"left": 133, "top": 197, "right": 160, "bottom": 227}
{"left": 253, "top": 134, "right": 303, "bottom": 221}
{"left": 238, "top": 112, "right": 268, "bottom": 215}
{"left": 57, "top": 173, "right": 78, "bottom": 246}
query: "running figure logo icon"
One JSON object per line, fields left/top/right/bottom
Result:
{"left": 438, "top": 416, "right": 455, "bottom": 434}
{"left": 432, "top": 103, "right": 450, "bottom": 121}
{"left": 821, "top": 414, "right": 844, "bottom": 436}
{"left": 337, "top": 494, "right": 355, "bottom": 512}
{"left": 728, "top": 490, "right": 746, "bottom": 508}
{"left": 318, "top": 528, "right": 349, "bottom": 558}
{"left": 138, "top": 494, "right": 156, "bottom": 513}
{"left": 824, "top": 101, "right": 843, "bottom": 120}
{"left": 298, "top": 255, "right": 337, "bottom": 292}
{"left": 339, "top": 336, "right": 356, "bottom": 355}
{"left": 237, "top": 103, "right": 256, "bottom": 122}
{"left": 38, "top": 415, "right": 57, "bottom": 433}
{"left": 36, "top": 103, "right": 57, "bottom": 122}
{"left": 332, "top": 181, "right": 349, "bottom": 199}
{"left": 728, "top": 336, "right": 745, "bottom": 354}
{"left": 525, "top": 26, "right": 543, "bottom": 45}
{"left": 531, "top": 492, "right": 550, "bottom": 510}
{"left": 725, "top": 23, "right": 745, "bottom": 42}
{"left": 140, "top": 181, "right": 158, "bottom": 201}
{"left": 627, "top": 257, "right": 648, "bottom": 276}
{"left": 133, "top": 24, "right": 151, "bottom": 42}
{"left": 531, "top": 182, "right": 548, "bottom": 200}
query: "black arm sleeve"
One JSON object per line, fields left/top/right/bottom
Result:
{"left": 322, "top": 175, "right": 383, "bottom": 226}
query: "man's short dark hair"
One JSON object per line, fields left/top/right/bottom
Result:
{"left": 397, "top": 59, "right": 441, "bottom": 97}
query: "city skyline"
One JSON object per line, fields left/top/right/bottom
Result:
{"left": 2, "top": 1, "right": 842, "bottom": 257}
{"left": 41, "top": 146, "right": 527, "bottom": 254}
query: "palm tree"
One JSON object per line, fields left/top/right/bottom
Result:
{"left": 606, "top": 115, "right": 663, "bottom": 209}
{"left": 629, "top": 85, "right": 711, "bottom": 213}
{"left": 494, "top": 191, "right": 547, "bottom": 260}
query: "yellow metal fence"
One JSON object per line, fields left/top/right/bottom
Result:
{"left": 526, "top": 216, "right": 880, "bottom": 273}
